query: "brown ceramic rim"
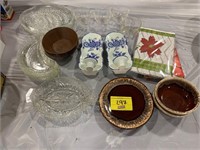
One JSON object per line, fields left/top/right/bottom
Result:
{"left": 154, "top": 77, "right": 200, "bottom": 116}
{"left": 99, "top": 77, "right": 154, "bottom": 129}
{"left": 153, "top": 92, "right": 184, "bottom": 118}
{"left": 42, "top": 27, "right": 78, "bottom": 55}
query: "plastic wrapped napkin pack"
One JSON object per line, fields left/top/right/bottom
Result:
{"left": 131, "top": 27, "right": 184, "bottom": 78}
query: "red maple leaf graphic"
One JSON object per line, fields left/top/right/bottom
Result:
{"left": 139, "top": 36, "right": 164, "bottom": 58}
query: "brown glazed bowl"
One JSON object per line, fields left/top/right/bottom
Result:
{"left": 42, "top": 27, "right": 78, "bottom": 65}
{"left": 153, "top": 77, "right": 200, "bottom": 117}
{"left": 99, "top": 77, "right": 154, "bottom": 129}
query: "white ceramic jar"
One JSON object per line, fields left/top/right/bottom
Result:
{"left": 79, "top": 33, "right": 103, "bottom": 76}
{"left": 105, "top": 32, "right": 132, "bottom": 74}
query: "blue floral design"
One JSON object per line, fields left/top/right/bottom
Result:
{"left": 113, "top": 51, "right": 127, "bottom": 61}
{"left": 85, "top": 52, "right": 99, "bottom": 62}
{"left": 82, "top": 39, "right": 102, "bottom": 51}
{"left": 107, "top": 37, "right": 127, "bottom": 49}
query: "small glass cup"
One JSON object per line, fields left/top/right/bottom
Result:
{"left": 120, "top": 15, "right": 142, "bottom": 55}
{"left": 120, "top": 15, "right": 142, "bottom": 38}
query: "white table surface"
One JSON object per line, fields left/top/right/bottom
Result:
{"left": 1, "top": 1, "right": 200, "bottom": 150}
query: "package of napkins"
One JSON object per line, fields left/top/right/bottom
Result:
{"left": 132, "top": 27, "right": 178, "bottom": 78}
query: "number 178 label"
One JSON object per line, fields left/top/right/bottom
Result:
{"left": 110, "top": 96, "right": 133, "bottom": 111}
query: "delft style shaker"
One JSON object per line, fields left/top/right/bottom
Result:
{"left": 79, "top": 33, "right": 103, "bottom": 76}
{"left": 105, "top": 32, "right": 132, "bottom": 74}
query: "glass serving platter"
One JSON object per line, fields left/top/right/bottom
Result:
{"left": 30, "top": 77, "right": 95, "bottom": 126}
{"left": 19, "top": 5, "right": 75, "bottom": 36}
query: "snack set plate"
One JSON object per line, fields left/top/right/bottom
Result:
{"left": 19, "top": 5, "right": 75, "bottom": 36}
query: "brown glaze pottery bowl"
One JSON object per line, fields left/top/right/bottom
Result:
{"left": 99, "top": 77, "right": 154, "bottom": 129}
{"left": 42, "top": 27, "right": 78, "bottom": 65}
{"left": 153, "top": 77, "right": 200, "bottom": 117}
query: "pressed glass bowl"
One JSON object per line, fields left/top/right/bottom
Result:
{"left": 30, "top": 77, "right": 94, "bottom": 126}
{"left": 99, "top": 77, "right": 154, "bottom": 129}
{"left": 19, "top": 5, "right": 75, "bottom": 36}
{"left": 17, "top": 40, "right": 60, "bottom": 83}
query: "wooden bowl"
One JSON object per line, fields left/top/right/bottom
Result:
{"left": 42, "top": 27, "right": 78, "bottom": 65}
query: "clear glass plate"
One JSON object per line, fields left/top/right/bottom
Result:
{"left": 30, "top": 77, "right": 95, "bottom": 126}
{"left": 19, "top": 5, "right": 75, "bottom": 36}
{"left": 17, "top": 39, "right": 60, "bottom": 83}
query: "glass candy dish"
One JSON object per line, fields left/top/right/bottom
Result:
{"left": 17, "top": 39, "right": 60, "bottom": 83}
{"left": 30, "top": 77, "right": 95, "bottom": 126}
{"left": 19, "top": 5, "right": 75, "bottom": 36}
